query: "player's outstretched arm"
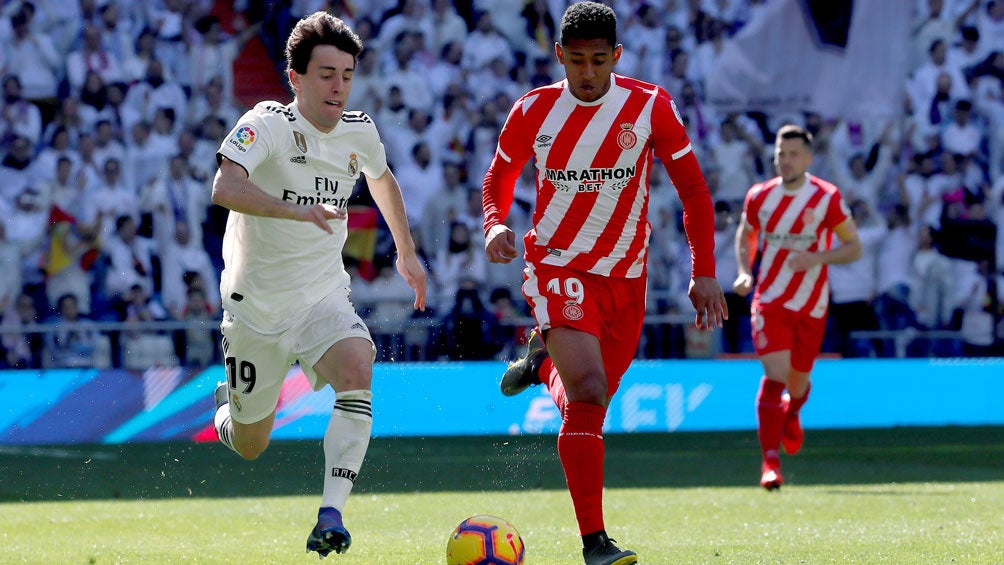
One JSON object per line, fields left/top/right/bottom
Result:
{"left": 365, "top": 168, "right": 427, "bottom": 311}
{"left": 212, "top": 157, "right": 344, "bottom": 233}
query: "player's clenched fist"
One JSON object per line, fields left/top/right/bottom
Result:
{"left": 484, "top": 224, "right": 518, "bottom": 264}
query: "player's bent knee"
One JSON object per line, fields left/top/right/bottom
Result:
{"left": 231, "top": 424, "right": 272, "bottom": 460}
{"left": 317, "top": 338, "right": 375, "bottom": 391}
{"left": 563, "top": 375, "right": 608, "bottom": 404}
{"left": 233, "top": 436, "right": 270, "bottom": 460}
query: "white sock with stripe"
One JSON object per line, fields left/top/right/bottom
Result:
{"left": 214, "top": 404, "right": 238, "bottom": 454}
{"left": 320, "top": 389, "right": 373, "bottom": 510}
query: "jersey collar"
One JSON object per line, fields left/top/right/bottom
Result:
{"left": 781, "top": 173, "right": 811, "bottom": 192}
{"left": 290, "top": 100, "right": 340, "bottom": 137}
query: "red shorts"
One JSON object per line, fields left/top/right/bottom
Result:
{"left": 751, "top": 300, "right": 827, "bottom": 373}
{"left": 522, "top": 263, "right": 646, "bottom": 395}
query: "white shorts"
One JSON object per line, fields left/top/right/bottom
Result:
{"left": 219, "top": 291, "right": 373, "bottom": 424}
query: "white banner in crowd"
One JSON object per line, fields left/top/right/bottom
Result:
{"left": 705, "top": 0, "right": 912, "bottom": 121}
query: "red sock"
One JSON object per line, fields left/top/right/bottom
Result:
{"left": 540, "top": 358, "right": 567, "bottom": 414}
{"left": 557, "top": 401, "right": 606, "bottom": 535}
{"left": 787, "top": 381, "right": 811, "bottom": 417}
{"left": 756, "top": 377, "right": 785, "bottom": 464}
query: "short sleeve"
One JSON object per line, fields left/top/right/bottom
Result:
{"left": 217, "top": 110, "right": 274, "bottom": 174}
{"left": 825, "top": 189, "right": 851, "bottom": 228}
{"left": 360, "top": 120, "right": 389, "bottom": 179}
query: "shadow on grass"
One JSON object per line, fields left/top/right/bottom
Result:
{"left": 2, "top": 426, "right": 1002, "bottom": 503}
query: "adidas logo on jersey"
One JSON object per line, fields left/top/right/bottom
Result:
{"left": 290, "top": 155, "right": 306, "bottom": 164}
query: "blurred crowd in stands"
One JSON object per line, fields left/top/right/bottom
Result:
{"left": 0, "top": 0, "right": 1003, "bottom": 369}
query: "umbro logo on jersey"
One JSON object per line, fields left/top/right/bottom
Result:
{"left": 290, "top": 155, "right": 306, "bottom": 164}
{"left": 536, "top": 134, "right": 553, "bottom": 146}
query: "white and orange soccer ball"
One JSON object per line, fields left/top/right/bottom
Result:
{"left": 446, "top": 514, "right": 526, "bottom": 565}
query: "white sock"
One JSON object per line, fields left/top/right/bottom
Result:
{"left": 321, "top": 389, "right": 373, "bottom": 511}
{"left": 214, "top": 404, "right": 238, "bottom": 454}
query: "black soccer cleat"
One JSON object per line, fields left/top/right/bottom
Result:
{"left": 582, "top": 532, "right": 638, "bottom": 565}
{"left": 500, "top": 329, "right": 547, "bottom": 396}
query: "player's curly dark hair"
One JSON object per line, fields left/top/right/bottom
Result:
{"left": 559, "top": 1, "right": 617, "bottom": 48}
{"left": 285, "top": 11, "right": 363, "bottom": 75}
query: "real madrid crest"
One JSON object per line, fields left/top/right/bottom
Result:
{"left": 617, "top": 123, "right": 637, "bottom": 150}
{"left": 348, "top": 153, "right": 359, "bottom": 176}
{"left": 292, "top": 130, "right": 308, "bottom": 153}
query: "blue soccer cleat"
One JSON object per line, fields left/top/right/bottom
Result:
{"left": 306, "top": 507, "right": 352, "bottom": 557}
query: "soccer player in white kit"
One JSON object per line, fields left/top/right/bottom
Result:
{"left": 210, "top": 12, "right": 426, "bottom": 557}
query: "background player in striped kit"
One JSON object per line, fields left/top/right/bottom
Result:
{"left": 482, "top": 3, "right": 727, "bottom": 563}
{"left": 210, "top": 12, "right": 426, "bottom": 558}
{"left": 734, "top": 124, "right": 862, "bottom": 490}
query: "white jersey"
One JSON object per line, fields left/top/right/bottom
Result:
{"left": 216, "top": 100, "right": 388, "bottom": 333}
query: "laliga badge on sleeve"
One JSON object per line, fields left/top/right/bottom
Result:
{"left": 228, "top": 125, "right": 257, "bottom": 153}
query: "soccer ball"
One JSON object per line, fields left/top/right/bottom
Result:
{"left": 446, "top": 514, "right": 526, "bottom": 565}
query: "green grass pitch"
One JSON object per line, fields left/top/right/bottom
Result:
{"left": 1, "top": 426, "right": 1001, "bottom": 563}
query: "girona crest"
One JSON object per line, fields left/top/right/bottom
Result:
{"left": 616, "top": 123, "right": 637, "bottom": 150}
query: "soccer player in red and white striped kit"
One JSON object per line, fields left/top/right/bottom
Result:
{"left": 482, "top": 3, "right": 727, "bottom": 563}
{"left": 734, "top": 124, "right": 862, "bottom": 491}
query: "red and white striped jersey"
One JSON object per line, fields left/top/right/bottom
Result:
{"left": 743, "top": 174, "right": 851, "bottom": 317}
{"left": 483, "top": 74, "right": 715, "bottom": 279}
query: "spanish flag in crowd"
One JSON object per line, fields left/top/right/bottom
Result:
{"left": 44, "top": 206, "right": 76, "bottom": 277}
{"left": 43, "top": 206, "right": 99, "bottom": 277}
{"left": 344, "top": 205, "right": 378, "bottom": 281}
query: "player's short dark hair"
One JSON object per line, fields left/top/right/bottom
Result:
{"left": 559, "top": 1, "right": 617, "bottom": 48}
{"left": 285, "top": 11, "right": 363, "bottom": 75}
{"left": 776, "top": 124, "right": 813, "bottom": 151}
